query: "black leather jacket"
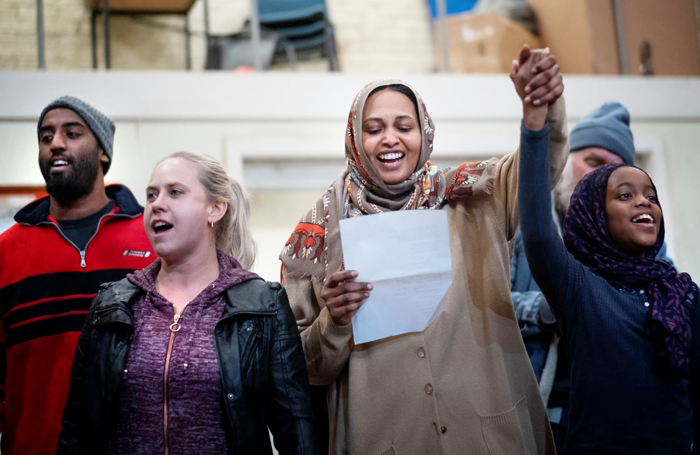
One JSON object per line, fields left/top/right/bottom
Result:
{"left": 56, "top": 278, "right": 319, "bottom": 455}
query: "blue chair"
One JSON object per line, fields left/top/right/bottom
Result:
{"left": 258, "top": 0, "right": 327, "bottom": 23}
{"left": 257, "top": 0, "right": 339, "bottom": 71}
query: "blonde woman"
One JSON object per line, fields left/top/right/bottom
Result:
{"left": 57, "top": 152, "right": 318, "bottom": 455}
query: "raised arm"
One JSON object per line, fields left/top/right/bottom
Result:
{"left": 516, "top": 115, "right": 589, "bottom": 330}
{"left": 492, "top": 46, "right": 568, "bottom": 240}
{"left": 518, "top": 46, "right": 569, "bottom": 188}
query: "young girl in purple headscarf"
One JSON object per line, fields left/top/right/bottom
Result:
{"left": 517, "top": 100, "right": 699, "bottom": 454}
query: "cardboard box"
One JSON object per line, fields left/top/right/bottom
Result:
{"left": 530, "top": 0, "right": 700, "bottom": 75}
{"left": 438, "top": 12, "right": 541, "bottom": 73}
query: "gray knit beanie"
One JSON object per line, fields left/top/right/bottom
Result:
{"left": 38, "top": 96, "right": 116, "bottom": 174}
{"left": 570, "top": 102, "right": 635, "bottom": 165}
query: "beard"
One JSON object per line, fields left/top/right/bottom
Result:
{"left": 39, "top": 146, "right": 101, "bottom": 202}
{"left": 553, "top": 161, "right": 576, "bottom": 216}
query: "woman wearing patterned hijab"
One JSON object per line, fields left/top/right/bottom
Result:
{"left": 519, "top": 100, "right": 699, "bottom": 454}
{"left": 281, "top": 49, "right": 568, "bottom": 455}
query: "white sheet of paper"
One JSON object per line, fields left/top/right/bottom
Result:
{"left": 339, "top": 210, "right": 452, "bottom": 344}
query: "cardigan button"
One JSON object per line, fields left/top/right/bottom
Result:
{"left": 644, "top": 302, "right": 650, "bottom": 307}
{"left": 227, "top": 393, "right": 235, "bottom": 400}
{"left": 417, "top": 348, "right": 426, "bottom": 358}
{"left": 441, "top": 426, "right": 447, "bottom": 434}
{"left": 425, "top": 384, "right": 434, "bottom": 395}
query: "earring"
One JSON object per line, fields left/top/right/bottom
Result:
{"left": 210, "top": 220, "right": 214, "bottom": 229}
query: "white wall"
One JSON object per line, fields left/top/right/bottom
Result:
{"left": 1, "top": 71, "right": 698, "bottom": 280}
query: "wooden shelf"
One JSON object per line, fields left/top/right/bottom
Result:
{"left": 84, "top": 0, "right": 197, "bottom": 13}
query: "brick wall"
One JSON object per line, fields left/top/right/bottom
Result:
{"left": 0, "top": 0, "right": 436, "bottom": 72}
{"left": 0, "top": 0, "right": 93, "bottom": 70}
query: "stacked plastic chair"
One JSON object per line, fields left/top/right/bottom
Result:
{"left": 257, "top": 0, "right": 339, "bottom": 71}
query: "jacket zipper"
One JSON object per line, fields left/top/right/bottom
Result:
{"left": 163, "top": 305, "right": 188, "bottom": 455}
{"left": 31, "top": 212, "right": 138, "bottom": 268}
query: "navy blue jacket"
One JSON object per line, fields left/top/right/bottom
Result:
{"left": 518, "top": 124, "right": 700, "bottom": 455}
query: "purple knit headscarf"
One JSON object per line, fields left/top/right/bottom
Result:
{"left": 563, "top": 163, "right": 694, "bottom": 377}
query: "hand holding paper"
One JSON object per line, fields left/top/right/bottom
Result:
{"left": 320, "top": 270, "right": 373, "bottom": 327}
{"left": 339, "top": 210, "right": 452, "bottom": 344}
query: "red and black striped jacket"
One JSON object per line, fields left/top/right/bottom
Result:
{"left": 0, "top": 184, "right": 155, "bottom": 455}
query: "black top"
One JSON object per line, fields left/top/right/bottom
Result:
{"left": 16, "top": 184, "right": 144, "bottom": 225}
{"left": 518, "top": 123, "right": 700, "bottom": 455}
{"left": 57, "top": 200, "right": 115, "bottom": 251}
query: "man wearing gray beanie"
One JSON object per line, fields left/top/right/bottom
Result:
{"left": 37, "top": 95, "right": 116, "bottom": 175}
{"left": 0, "top": 96, "right": 155, "bottom": 454}
{"left": 510, "top": 101, "right": 671, "bottom": 454}
{"left": 569, "top": 102, "right": 635, "bottom": 163}
{"left": 556, "top": 101, "right": 635, "bottom": 212}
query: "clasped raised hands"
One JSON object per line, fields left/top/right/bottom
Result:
{"left": 510, "top": 45, "right": 564, "bottom": 130}
{"left": 510, "top": 45, "right": 564, "bottom": 105}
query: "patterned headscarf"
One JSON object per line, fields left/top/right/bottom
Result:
{"left": 563, "top": 163, "right": 694, "bottom": 377}
{"left": 281, "top": 80, "right": 496, "bottom": 279}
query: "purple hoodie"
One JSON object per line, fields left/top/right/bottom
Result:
{"left": 107, "top": 253, "right": 260, "bottom": 455}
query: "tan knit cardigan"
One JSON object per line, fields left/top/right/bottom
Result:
{"left": 284, "top": 99, "right": 569, "bottom": 455}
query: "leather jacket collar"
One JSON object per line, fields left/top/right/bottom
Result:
{"left": 91, "top": 278, "right": 279, "bottom": 328}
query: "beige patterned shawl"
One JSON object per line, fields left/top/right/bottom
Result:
{"left": 280, "top": 79, "right": 497, "bottom": 280}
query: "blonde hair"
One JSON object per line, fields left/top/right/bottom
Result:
{"left": 160, "top": 151, "right": 257, "bottom": 270}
